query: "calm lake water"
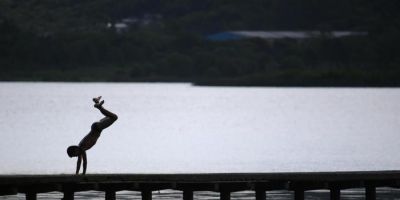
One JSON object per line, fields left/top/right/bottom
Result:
{"left": 1, "top": 82, "right": 400, "bottom": 199}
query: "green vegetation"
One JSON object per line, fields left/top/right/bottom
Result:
{"left": 0, "top": 0, "right": 399, "bottom": 86}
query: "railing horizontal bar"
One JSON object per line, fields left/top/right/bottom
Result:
{"left": 2, "top": 171, "right": 400, "bottom": 185}
{"left": 0, "top": 171, "right": 399, "bottom": 198}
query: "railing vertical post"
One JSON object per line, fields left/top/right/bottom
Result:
{"left": 294, "top": 189, "right": 304, "bottom": 200}
{"left": 366, "top": 186, "right": 376, "bottom": 200}
{"left": 62, "top": 191, "right": 74, "bottom": 200}
{"left": 220, "top": 191, "right": 231, "bottom": 200}
{"left": 25, "top": 192, "right": 37, "bottom": 200}
{"left": 183, "top": 190, "right": 193, "bottom": 200}
{"left": 330, "top": 188, "right": 340, "bottom": 200}
{"left": 105, "top": 190, "right": 116, "bottom": 200}
{"left": 256, "top": 190, "right": 266, "bottom": 200}
{"left": 141, "top": 190, "right": 152, "bottom": 200}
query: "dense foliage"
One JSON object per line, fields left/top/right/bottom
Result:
{"left": 0, "top": 0, "right": 399, "bottom": 85}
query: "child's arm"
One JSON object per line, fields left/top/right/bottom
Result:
{"left": 76, "top": 156, "right": 82, "bottom": 175}
{"left": 82, "top": 151, "right": 87, "bottom": 175}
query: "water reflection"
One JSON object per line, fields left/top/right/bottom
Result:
{"left": 1, "top": 188, "right": 400, "bottom": 199}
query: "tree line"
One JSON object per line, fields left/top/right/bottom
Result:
{"left": 0, "top": 0, "right": 399, "bottom": 85}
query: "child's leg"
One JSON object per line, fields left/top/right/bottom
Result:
{"left": 95, "top": 104, "right": 118, "bottom": 130}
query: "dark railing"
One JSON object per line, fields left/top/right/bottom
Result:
{"left": 1, "top": 171, "right": 400, "bottom": 200}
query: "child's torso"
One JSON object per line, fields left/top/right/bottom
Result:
{"left": 79, "top": 131, "right": 101, "bottom": 150}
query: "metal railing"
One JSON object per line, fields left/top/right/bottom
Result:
{"left": 1, "top": 171, "right": 400, "bottom": 200}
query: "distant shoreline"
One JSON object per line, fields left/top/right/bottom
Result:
{"left": 1, "top": 79, "right": 400, "bottom": 88}
{"left": 2, "top": 67, "right": 399, "bottom": 87}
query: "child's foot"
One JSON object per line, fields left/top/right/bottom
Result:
{"left": 94, "top": 100, "right": 104, "bottom": 109}
{"left": 93, "top": 96, "right": 102, "bottom": 103}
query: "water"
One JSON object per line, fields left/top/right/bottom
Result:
{"left": 2, "top": 189, "right": 400, "bottom": 200}
{"left": 1, "top": 82, "right": 400, "bottom": 199}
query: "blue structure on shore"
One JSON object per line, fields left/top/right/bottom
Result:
{"left": 206, "top": 32, "right": 244, "bottom": 41}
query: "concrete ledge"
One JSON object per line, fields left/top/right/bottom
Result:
{"left": 2, "top": 170, "right": 400, "bottom": 185}
{"left": 1, "top": 171, "right": 400, "bottom": 199}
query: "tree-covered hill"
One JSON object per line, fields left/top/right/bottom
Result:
{"left": 0, "top": 0, "right": 383, "bottom": 33}
{"left": 1, "top": 0, "right": 399, "bottom": 86}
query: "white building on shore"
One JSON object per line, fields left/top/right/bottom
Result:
{"left": 207, "top": 31, "right": 368, "bottom": 42}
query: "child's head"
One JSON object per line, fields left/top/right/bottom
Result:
{"left": 67, "top": 146, "right": 82, "bottom": 157}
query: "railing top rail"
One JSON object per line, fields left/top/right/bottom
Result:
{"left": 1, "top": 171, "right": 400, "bottom": 185}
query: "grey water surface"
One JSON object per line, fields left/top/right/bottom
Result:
{"left": 1, "top": 82, "right": 400, "bottom": 199}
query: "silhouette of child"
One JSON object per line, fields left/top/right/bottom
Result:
{"left": 67, "top": 96, "right": 118, "bottom": 175}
